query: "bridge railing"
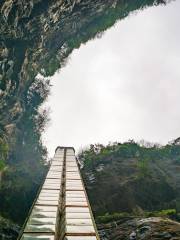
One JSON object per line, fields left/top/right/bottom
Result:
{"left": 18, "top": 147, "right": 100, "bottom": 240}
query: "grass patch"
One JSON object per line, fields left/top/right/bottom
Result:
{"left": 97, "top": 209, "right": 177, "bottom": 224}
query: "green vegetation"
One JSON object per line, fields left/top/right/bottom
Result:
{"left": 146, "top": 209, "right": 176, "bottom": 217}
{"left": 80, "top": 139, "right": 180, "bottom": 172}
{"left": 97, "top": 209, "right": 177, "bottom": 223}
{"left": 0, "top": 136, "right": 9, "bottom": 172}
{"left": 79, "top": 139, "right": 180, "bottom": 217}
{"left": 137, "top": 157, "right": 149, "bottom": 178}
{"left": 39, "top": 0, "right": 169, "bottom": 80}
{"left": 97, "top": 212, "right": 130, "bottom": 224}
{"left": 0, "top": 76, "right": 50, "bottom": 223}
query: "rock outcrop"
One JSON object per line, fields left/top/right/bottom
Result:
{"left": 98, "top": 217, "right": 180, "bottom": 240}
{"left": 79, "top": 141, "right": 180, "bottom": 238}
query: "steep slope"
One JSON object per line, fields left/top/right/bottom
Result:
{"left": 80, "top": 141, "right": 180, "bottom": 215}
{"left": 79, "top": 140, "right": 180, "bottom": 239}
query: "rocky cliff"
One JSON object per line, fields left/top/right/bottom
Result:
{"left": 79, "top": 140, "right": 180, "bottom": 239}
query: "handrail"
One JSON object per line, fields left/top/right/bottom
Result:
{"left": 18, "top": 147, "right": 99, "bottom": 240}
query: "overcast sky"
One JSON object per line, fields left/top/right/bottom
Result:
{"left": 43, "top": 0, "right": 180, "bottom": 156}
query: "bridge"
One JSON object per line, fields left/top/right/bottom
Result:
{"left": 18, "top": 146, "right": 100, "bottom": 240}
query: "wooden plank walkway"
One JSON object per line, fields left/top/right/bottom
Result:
{"left": 18, "top": 147, "right": 100, "bottom": 240}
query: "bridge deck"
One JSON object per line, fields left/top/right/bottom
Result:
{"left": 19, "top": 147, "right": 99, "bottom": 240}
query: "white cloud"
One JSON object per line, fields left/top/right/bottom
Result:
{"left": 43, "top": 1, "right": 180, "bottom": 156}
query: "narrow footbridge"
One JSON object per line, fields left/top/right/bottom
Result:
{"left": 18, "top": 147, "right": 100, "bottom": 240}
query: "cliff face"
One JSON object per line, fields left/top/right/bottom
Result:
{"left": 79, "top": 141, "right": 180, "bottom": 239}
{"left": 80, "top": 142, "right": 180, "bottom": 215}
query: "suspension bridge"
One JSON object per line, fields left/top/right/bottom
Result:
{"left": 18, "top": 146, "right": 100, "bottom": 240}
